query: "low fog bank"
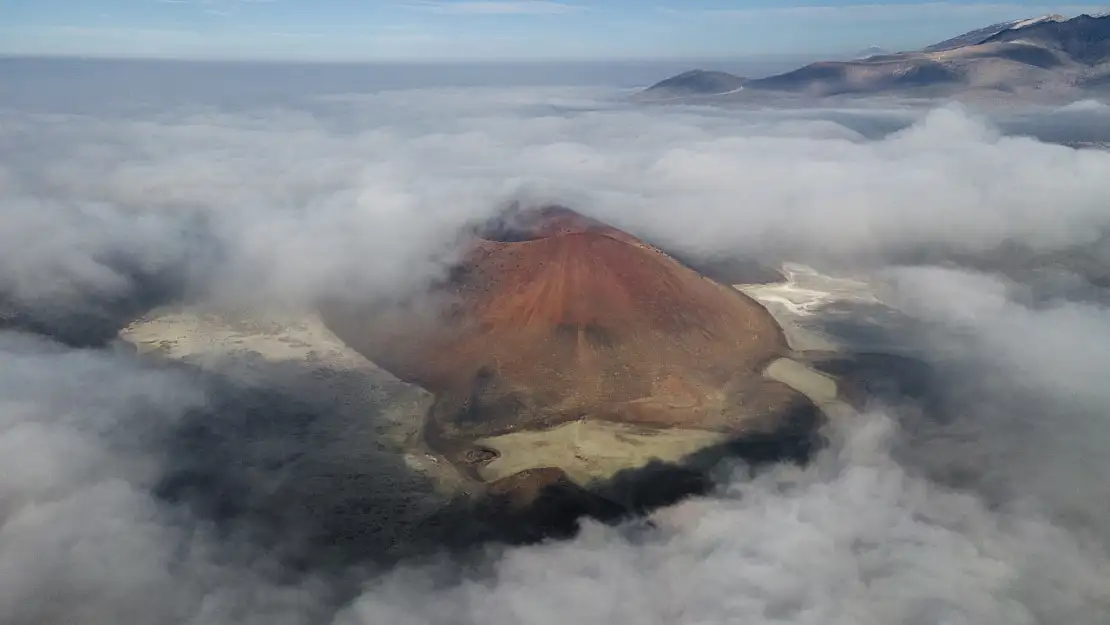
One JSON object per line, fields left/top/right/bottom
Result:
{"left": 883, "top": 267, "right": 1110, "bottom": 538}
{"left": 5, "top": 90, "right": 1110, "bottom": 326}
{"left": 3, "top": 70, "right": 1110, "bottom": 623}
{"left": 338, "top": 411, "right": 1109, "bottom": 625}
{"left": 0, "top": 333, "right": 334, "bottom": 625}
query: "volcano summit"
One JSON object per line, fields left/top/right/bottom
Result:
{"left": 320, "top": 206, "right": 824, "bottom": 492}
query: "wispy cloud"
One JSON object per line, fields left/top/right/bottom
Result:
{"left": 404, "top": 1, "right": 582, "bottom": 15}
{"left": 157, "top": 0, "right": 277, "bottom": 17}
{"left": 158, "top": 0, "right": 278, "bottom": 3}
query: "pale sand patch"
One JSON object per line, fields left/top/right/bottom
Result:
{"left": 735, "top": 264, "right": 859, "bottom": 416}
{"left": 765, "top": 358, "right": 838, "bottom": 405}
{"left": 476, "top": 356, "right": 852, "bottom": 487}
{"left": 765, "top": 357, "right": 854, "bottom": 417}
{"left": 474, "top": 421, "right": 730, "bottom": 486}
{"left": 736, "top": 262, "right": 879, "bottom": 352}
{"left": 739, "top": 263, "right": 876, "bottom": 317}
{"left": 119, "top": 308, "right": 467, "bottom": 492}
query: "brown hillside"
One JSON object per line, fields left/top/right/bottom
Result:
{"left": 320, "top": 205, "right": 808, "bottom": 453}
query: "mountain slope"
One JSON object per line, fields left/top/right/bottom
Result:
{"left": 982, "top": 12, "right": 1110, "bottom": 65}
{"left": 641, "top": 13, "right": 1109, "bottom": 99}
{"left": 638, "top": 69, "right": 748, "bottom": 97}
{"left": 746, "top": 58, "right": 964, "bottom": 96}
{"left": 924, "top": 14, "right": 1065, "bottom": 52}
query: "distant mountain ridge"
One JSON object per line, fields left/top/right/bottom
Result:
{"left": 642, "top": 70, "right": 749, "bottom": 98}
{"left": 640, "top": 13, "right": 1110, "bottom": 100}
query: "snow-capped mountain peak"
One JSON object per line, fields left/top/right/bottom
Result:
{"left": 923, "top": 14, "right": 1066, "bottom": 52}
{"left": 1009, "top": 14, "right": 1066, "bottom": 29}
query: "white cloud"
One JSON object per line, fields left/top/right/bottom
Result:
{"left": 404, "top": 0, "right": 582, "bottom": 15}
{"left": 337, "top": 410, "right": 1110, "bottom": 625}
{"left": 3, "top": 71, "right": 1110, "bottom": 624}
{"left": 157, "top": 0, "right": 277, "bottom": 17}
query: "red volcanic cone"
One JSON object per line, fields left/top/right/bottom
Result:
{"left": 321, "top": 205, "right": 809, "bottom": 453}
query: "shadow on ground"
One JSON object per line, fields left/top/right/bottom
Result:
{"left": 150, "top": 353, "right": 833, "bottom": 574}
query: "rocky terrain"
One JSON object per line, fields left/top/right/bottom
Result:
{"left": 640, "top": 12, "right": 1110, "bottom": 100}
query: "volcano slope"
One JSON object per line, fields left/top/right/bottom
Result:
{"left": 320, "top": 206, "right": 823, "bottom": 494}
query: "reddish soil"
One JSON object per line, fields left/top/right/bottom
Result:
{"left": 320, "top": 206, "right": 808, "bottom": 446}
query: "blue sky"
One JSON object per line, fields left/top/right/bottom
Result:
{"left": 2, "top": 1, "right": 1109, "bottom": 61}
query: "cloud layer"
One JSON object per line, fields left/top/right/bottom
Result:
{"left": 2, "top": 65, "right": 1110, "bottom": 623}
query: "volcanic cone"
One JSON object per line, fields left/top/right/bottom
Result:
{"left": 321, "top": 206, "right": 811, "bottom": 462}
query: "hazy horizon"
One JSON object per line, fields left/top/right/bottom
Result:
{"left": 5, "top": 1, "right": 1110, "bottom": 61}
